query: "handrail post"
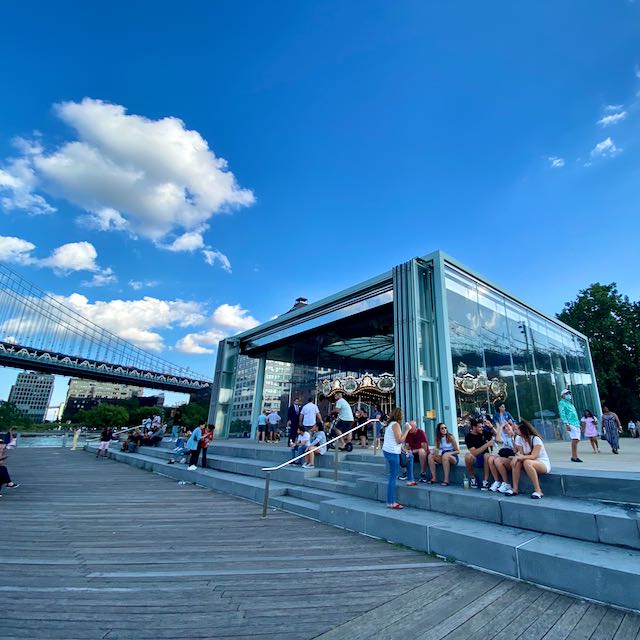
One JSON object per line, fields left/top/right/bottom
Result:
{"left": 262, "top": 471, "right": 271, "bottom": 518}
{"left": 333, "top": 446, "right": 339, "bottom": 482}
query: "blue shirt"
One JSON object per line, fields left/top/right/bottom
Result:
{"left": 186, "top": 426, "right": 202, "bottom": 450}
{"left": 257, "top": 413, "right": 267, "bottom": 426}
{"left": 493, "top": 411, "right": 514, "bottom": 425}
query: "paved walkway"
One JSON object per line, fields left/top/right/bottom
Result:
{"left": 1, "top": 449, "right": 639, "bottom": 640}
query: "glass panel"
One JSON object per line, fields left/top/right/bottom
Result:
{"left": 503, "top": 301, "right": 541, "bottom": 424}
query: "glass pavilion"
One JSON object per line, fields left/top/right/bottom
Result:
{"left": 209, "top": 251, "right": 600, "bottom": 441}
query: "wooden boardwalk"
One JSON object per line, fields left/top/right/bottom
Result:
{"left": 0, "top": 449, "right": 638, "bottom": 640}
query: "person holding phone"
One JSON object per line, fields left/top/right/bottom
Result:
{"left": 382, "top": 407, "right": 412, "bottom": 509}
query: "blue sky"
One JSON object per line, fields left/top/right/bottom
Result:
{"left": 1, "top": 1, "right": 639, "bottom": 408}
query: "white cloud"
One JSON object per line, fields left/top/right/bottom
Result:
{"left": 548, "top": 156, "right": 565, "bottom": 168}
{"left": 82, "top": 268, "right": 117, "bottom": 287}
{"left": 52, "top": 293, "right": 207, "bottom": 352}
{"left": 0, "top": 99, "right": 254, "bottom": 257}
{"left": 203, "top": 248, "right": 232, "bottom": 272}
{"left": 0, "top": 236, "right": 112, "bottom": 278}
{"left": 0, "top": 157, "right": 56, "bottom": 215}
{"left": 597, "top": 111, "right": 627, "bottom": 127}
{"left": 0, "top": 235, "right": 36, "bottom": 264}
{"left": 175, "top": 302, "right": 259, "bottom": 354}
{"left": 636, "top": 65, "right": 640, "bottom": 79}
{"left": 163, "top": 230, "right": 205, "bottom": 252}
{"left": 40, "top": 241, "right": 100, "bottom": 273}
{"left": 604, "top": 104, "right": 623, "bottom": 112}
{"left": 590, "top": 137, "right": 622, "bottom": 158}
{"left": 129, "top": 279, "right": 158, "bottom": 290}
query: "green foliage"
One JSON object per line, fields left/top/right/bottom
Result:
{"left": 0, "top": 402, "right": 34, "bottom": 429}
{"left": 127, "top": 406, "right": 165, "bottom": 426}
{"left": 73, "top": 403, "right": 129, "bottom": 428}
{"left": 176, "top": 401, "right": 208, "bottom": 427}
{"left": 558, "top": 283, "right": 640, "bottom": 421}
{"left": 230, "top": 419, "right": 250, "bottom": 435}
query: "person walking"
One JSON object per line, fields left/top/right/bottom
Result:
{"left": 96, "top": 427, "right": 113, "bottom": 460}
{"left": 558, "top": 389, "right": 583, "bottom": 462}
{"left": 186, "top": 421, "right": 204, "bottom": 470}
{"left": 602, "top": 405, "right": 622, "bottom": 454}
{"left": 581, "top": 410, "right": 600, "bottom": 453}
{"left": 627, "top": 420, "right": 636, "bottom": 439}
{"left": 287, "top": 398, "right": 301, "bottom": 446}
{"left": 382, "top": 407, "right": 412, "bottom": 509}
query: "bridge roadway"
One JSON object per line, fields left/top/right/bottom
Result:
{"left": 1, "top": 449, "right": 638, "bottom": 640}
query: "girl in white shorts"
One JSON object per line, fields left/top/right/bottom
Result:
{"left": 508, "top": 420, "right": 551, "bottom": 499}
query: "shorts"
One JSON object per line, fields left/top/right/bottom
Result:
{"left": 268, "top": 423, "right": 279, "bottom": 432}
{"left": 99, "top": 441, "right": 110, "bottom": 450}
{"left": 374, "top": 421, "right": 383, "bottom": 437}
{"left": 438, "top": 451, "right": 458, "bottom": 465}
{"left": 473, "top": 453, "right": 485, "bottom": 468}
{"left": 335, "top": 420, "right": 353, "bottom": 434}
{"left": 257, "top": 424, "right": 266, "bottom": 432}
{"left": 569, "top": 426, "right": 581, "bottom": 440}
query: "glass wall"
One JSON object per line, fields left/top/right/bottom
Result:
{"left": 444, "top": 265, "right": 600, "bottom": 440}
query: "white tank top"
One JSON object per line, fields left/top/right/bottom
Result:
{"left": 382, "top": 421, "right": 402, "bottom": 454}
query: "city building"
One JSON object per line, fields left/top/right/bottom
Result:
{"left": 8, "top": 371, "right": 55, "bottom": 423}
{"left": 210, "top": 251, "right": 600, "bottom": 441}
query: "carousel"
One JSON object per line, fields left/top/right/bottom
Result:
{"left": 317, "top": 372, "right": 396, "bottom": 416}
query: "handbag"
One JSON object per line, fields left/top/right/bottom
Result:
{"left": 600, "top": 433, "right": 607, "bottom": 441}
{"left": 498, "top": 447, "right": 515, "bottom": 458}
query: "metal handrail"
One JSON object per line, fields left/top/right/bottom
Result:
{"left": 261, "top": 418, "right": 377, "bottom": 517}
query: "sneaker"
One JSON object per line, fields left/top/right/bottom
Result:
{"left": 489, "top": 481, "right": 501, "bottom": 492}
{"left": 531, "top": 491, "right": 543, "bottom": 499}
{"left": 187, "top": 465, "right": 197, "bottom": 471}
{"left": 306, "top": 464, "right": 315, "bottom": 469}
{"left": 469, "top": 477, "right": 478, "bottom": 489}
{"left": 406, "top": 481, "right": 417, "bottom": 487}
{"left": 498, "top": 482, "right": 512, "bottom": 494}
{"left": 571, "top": 458, "right": 583, "bottom": 463}
{"left": 301, "top": 463, "right": 310, "bottom": 468}
{"left": 6, "top": 483, "right": 19, "bottom": 488}
{"left": 179, "top": 458, "right": 186, "bottom": 464}
{"left": 398, "top": 473, "right": 408, "bottom": 481}
{"left": 168, "top": 459, "right": 175, "bottom": 464}
{"left": 504, "top": 488, "right": 514, "bottom": 496}
{"left": 481, "top": 480, "right": 490, "bottom": 491}
{"left": 419, "top": 474, "right": 428, "bottom": 483}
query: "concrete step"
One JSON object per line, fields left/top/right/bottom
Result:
{"left": 104, "top": 444, "right": 640, "bottom": 551}
{"left": 286, "top": 486, "right": 344, "bottom": 504}
{"left": 318, "top": 496, "right": 640, "bottom": 613}
{"left": 85, "top": 443, "right": 640, "bottom": 613}
{"left": 268, "top": 495, "right": 321, "bottom": 520}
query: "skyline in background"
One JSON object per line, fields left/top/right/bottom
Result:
{"left": 1, "top": 1, "right": 639, "bottom": 410}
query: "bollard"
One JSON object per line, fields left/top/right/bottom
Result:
{"left": 62, "top": 432, "right": 67, "bottom": 448}
{"left": 261, "top": 471, "right": 271, "bottom": 518}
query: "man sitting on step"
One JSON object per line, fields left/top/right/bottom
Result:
{"left": 398, "top": 421, "right": 430, "bottom": 483}
{"left": 464, "top": 419, "right": 494, "bottom": 489}
{"left": 290, "top": 426, "right": 311, "bottom": 466}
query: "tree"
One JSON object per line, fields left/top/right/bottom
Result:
{"left": 0, "top": 402, "right": 34, "bottom": 429}
{"left": 558, "top": 283, "right": 640, "bottom": 421}
{"left": 176, "top": 401, "right": 208, "bottom": 427}
{"left": 74, "top": 403, "right": 129, "bottom": 429}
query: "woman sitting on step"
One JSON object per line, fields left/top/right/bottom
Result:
{"left": 427, "top": 423, "right": 460, "bottom": 486}
{"left": 507, "top": 420, "right": 551, "bottom": 499}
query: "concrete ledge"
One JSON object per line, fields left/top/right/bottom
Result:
{"left": 429, "top": 519, "right": 540, "bottom": 578}
{"left": 518, "top": 534, "right": 640, "bottom": 611}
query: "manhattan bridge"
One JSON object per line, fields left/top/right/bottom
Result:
{"left": 0, "top": 264, "right": 211, "bottom": 393}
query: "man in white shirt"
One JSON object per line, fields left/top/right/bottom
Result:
{"left": 290, "top": 426, "right": 311, "bottom": 465}
{"left": 303, "top": 424, "right": 327, "bottom": 469}
{"left": 300, "top": 396, "right": 322, "bottom": 429}
{"left": 266, "top": 410, "right": 281, "bottom": 442}
{"left": 333, "top": 391, "right": 354, "bottom": 448}
{"left": 628, "top": 420, "right": 637, "bottom": 438}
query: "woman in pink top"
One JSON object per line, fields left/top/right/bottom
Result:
{"left": 581, "top": 410, "right": 599, "bottom": 453}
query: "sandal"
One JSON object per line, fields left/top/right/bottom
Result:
{"left": 441, "top": 481, "right": 449, "bottom": 486}
{"left": 388, "top": 503, "right": 404, "bottom": 510}
{"left": 427, "top": 480, "right": 436, "bottom": 485}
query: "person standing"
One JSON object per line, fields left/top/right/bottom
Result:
{"left": 256, "top": 410, "right": 268, "bottom": 443}
{"left": 382, "top": 407, "right": 412, "bottom": 509}
{"left": 558, "top": 389, "right": 583, "bottom": 463}
{"left": 602, "top": 405, "right": 622, "bottom": 454}
{"left": 300, "top": 397, "right": 322, "bottom": 431}
{"left": 287, "top": 398, "right": 301, "bottom": 446}
{"left": 493, "top": 402, "right": 514, "bottom": 428}
{"left": 201, "top": 424, "right": 215, "bottom": 468}
{"left": 0, "top": 442, "right": 19, "bottom": 497}
{"left": 266, "top": 410, "right": 281, "bottom": 443}
{"left": 627, "top": 419, "right": 636, "bottom": 439}
{"left": 581, "top": 410, "right": 600, "bottom": 453}
{"left": 186, "top": 421, "right": 204, "bottom": 470}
